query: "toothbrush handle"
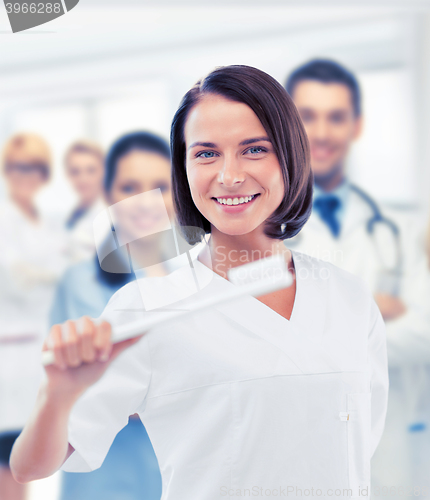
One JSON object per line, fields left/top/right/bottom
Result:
{"left": 41, "top": 271, "right": 292, "bottom": 367}
{"left": 42, "top": 350, "right": 55, "bottom": 366}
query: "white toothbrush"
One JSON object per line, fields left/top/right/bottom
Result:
{"left": 42, "top": 254, "right": 293, "bottom": 366}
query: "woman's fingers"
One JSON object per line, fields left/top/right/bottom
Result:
{"left": 50, "top": 324, "right": 67, "bottom": 370}
{"left": 46, "top": 319, "right": 127, "bottom": 369}
{"left": 79, "top": 317, "right": 96, "bottom": 363}
{"left": 63, "top": 321, "right": 81, "bottom": 367}
{"left": 94, "top": 321, "right": 112, "bottom": 362}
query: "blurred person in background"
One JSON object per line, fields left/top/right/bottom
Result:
{"left": 426, "top": 215, "right": 430, "bottom": 269}
{"left": 0, "top": 133, "right": 68, "bottom": 500}
{"left": 50, "top": 131, "right": 176, "bottom": 500}
{"left": 285, "top": 59, "right": 430, "bottom": 497}
{"left": 64, "top": 140, "right": 106, "bottom": 263}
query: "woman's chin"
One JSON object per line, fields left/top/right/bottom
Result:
{"left": 211, "top": 223, "right": 257, "bottom": 238}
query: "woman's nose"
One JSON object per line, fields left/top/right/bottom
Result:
{"left": 217, "top": 156, "right": 245, "bottom": 186}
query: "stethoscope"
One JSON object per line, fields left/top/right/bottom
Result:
{"left": 289, "top": 182, "right": 403, "bottom": 295}
{"left": 349, "top": 184, "right": 403, "bottom": 294}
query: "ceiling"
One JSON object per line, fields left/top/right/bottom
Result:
{"left": 0, "top": 4, "right": 419, "bottom": 71}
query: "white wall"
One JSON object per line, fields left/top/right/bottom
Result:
{"left": 0, "top": 4, "right": 428, "bottom": 219}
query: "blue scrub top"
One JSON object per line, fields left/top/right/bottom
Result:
{"left": 50, "top": 256, "right": 162, "bottom": 500}
{"left": 50, "top": 258, "right": 119, "bottom": 325}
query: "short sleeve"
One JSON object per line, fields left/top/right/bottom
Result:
{"left": 367, "top": 297, "right": 389, "bottom": 457}
{"left": 61, "top": 282, "right": 152, "bottom": 472}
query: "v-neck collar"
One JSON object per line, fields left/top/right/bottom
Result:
{"left": 192, "top": 247, "right": 302, "bottom": 325}
{"left": 193, "top": 250, "right": 301, "bottom": 323}
{"left": 192, "top": 249, "right": 339, "bottom": 374}
{"left": 245, "top": 248, "right": 301, "bottom": 325}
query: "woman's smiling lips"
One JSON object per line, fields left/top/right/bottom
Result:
{"left": 211, "top": 193, "right": 260, "bottom": 213}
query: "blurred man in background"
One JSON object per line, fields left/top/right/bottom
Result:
{"left": 64, "top": 140, "right": 106, "bottom": 263}
{"left": 285, "top": 59, "right": 430, "bottom": 498}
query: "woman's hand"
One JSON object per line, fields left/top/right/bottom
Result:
{"left": 10, "top": 317, "right": 143, "bottom": 484}
{"left": 43, "top": 316, "right": 142, "bottom": 398}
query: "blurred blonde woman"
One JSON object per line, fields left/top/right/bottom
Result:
{"left": 0, "top": 133, "right": 67, "bottom": 500}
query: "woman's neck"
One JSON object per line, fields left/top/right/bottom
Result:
{"left": 201, "top": 227, "right": 292, "bottom": 280}
{"left": 11, "top": 195, "right": 38, "bottom": 223}
{"left": 128, "top": 237, "right": 167, "bottom": 276}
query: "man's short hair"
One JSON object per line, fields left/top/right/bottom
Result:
{"left": 285, "top": 59, "right": 361, "bottom": 116}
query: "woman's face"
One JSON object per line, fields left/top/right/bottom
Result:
{"left": 107, "top": 150, "right": 173, "bottom": 242}
{"left": 4, "top": 158, "right": 48, "bottom": 204}
{"left": 66, "top": 151, "right": 104, "bottom": 206}
{"left": 184, "top": 94, "right": 285, "bottom": 238}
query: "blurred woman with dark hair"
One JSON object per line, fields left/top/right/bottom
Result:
{"left": 51, "top": 131, "right": 173, "bottom": 500}
{"left": 12, "top": 66, "right": 388, "bottom": 500}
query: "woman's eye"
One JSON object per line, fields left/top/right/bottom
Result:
{"left": 196, "top": 151, "right": 217, "bottom": 159}
{"left": 246, "top": 146, "right": 266, "bottom": 155}
{"left": 155, "top": 182, "right": 170, "bottom": 192}
{"left": 121, "top": 185, "right": 135, "bottom": 193}
{"left": 330, "top": 115, "right": 346, "bottom": 124}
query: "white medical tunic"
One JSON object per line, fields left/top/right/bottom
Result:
{"left": 0, "top": 199, "right": 68, "bottom": 432}
{"left": 67, "top": 198, "right": 106, "bottom": 264}
{"left": 62, "top": 249, "right": 388, "bottom": 500}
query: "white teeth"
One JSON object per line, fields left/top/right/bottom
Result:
{"left": 216, "top": 195, "right": 256, "bottom": 205}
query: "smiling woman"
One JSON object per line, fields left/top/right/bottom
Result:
{"left": 186, "top": 96, "right": 286, "bottom": 229}
{"left": 10, "top": 66, "right": 388, "bottom": 500}
{"left": 171, "top": 64, "right": 313, "bottom": 244}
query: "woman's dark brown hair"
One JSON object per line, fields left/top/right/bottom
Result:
{"left": 170, "top": 64, "right": 313, "bottom": 244}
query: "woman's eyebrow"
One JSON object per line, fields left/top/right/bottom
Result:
{"left": 187, "top": 137, "right": 271, "bottom": 150}
{"left": 238, "top": 137, "right": 271, "bottom": 146}
{"left": 188, "top": 141, "right": 216, "bottom": 150}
